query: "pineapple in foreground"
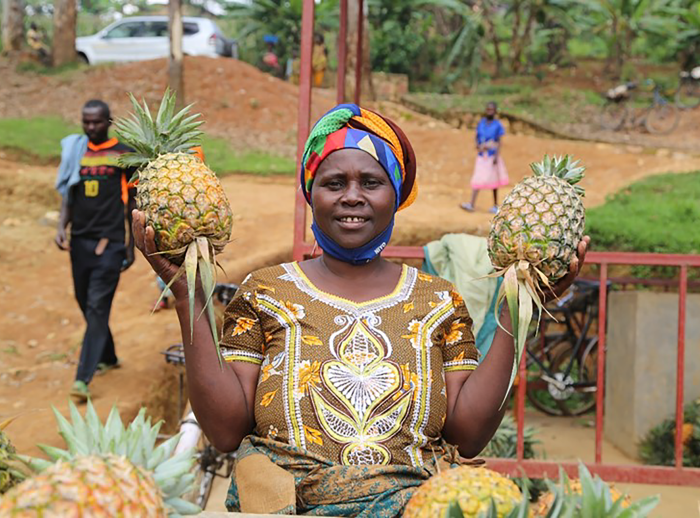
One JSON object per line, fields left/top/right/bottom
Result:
{"left": 115, "top": 89, "right": 233, "bottom": 360}
{"left": 0, "top": 401, "right": 199, "bottom": 517}
{"left": 532, "top": 477, "right": 629, "bottom": 516}
{"left": 0, "top": 418, "right": 25, "bottom": 495}
{"left": 403, "top": 466, "right": 523, "bottom": 517}
{"left": 487, "top": 155, "right": 586, "bottom": 404}
{"left": 411, "top": 463, "right": 659, "bottom": 518}
{"left": 1, "top": 454, "right": 167, "bottom": 517}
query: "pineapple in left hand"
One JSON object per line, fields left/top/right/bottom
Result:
{"left": 115, "top": 90, "right": 233, "bottom": 361}
{"left": 487, "top": 155, "right": 586, "bottom": 406}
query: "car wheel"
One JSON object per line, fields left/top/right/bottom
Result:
{"left": 77, "top": 52, "right": 90, "bottom": 65}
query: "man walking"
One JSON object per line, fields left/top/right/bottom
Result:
{"left": 55, "top": 100, "right": 136, "bottom": 401}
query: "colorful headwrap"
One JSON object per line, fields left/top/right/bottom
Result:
{"left": 300, "top": 104, "right": 418, "bottom": 264}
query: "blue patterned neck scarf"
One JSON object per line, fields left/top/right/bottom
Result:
{"left": 310, "top": 219, "right": 394, "bottom": 265}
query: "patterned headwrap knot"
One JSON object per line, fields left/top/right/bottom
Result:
{"left": 301, "top": 104, "right": 417, "bottom": 211}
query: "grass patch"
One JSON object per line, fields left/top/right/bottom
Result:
{"left": 586, "top": 171, "right": 700, "bottom": 279}
{"left": 0, "top": 116, "right": 295, "bottom": 175}
{"left": 16, "top": 60, "right": 89, "bottom": 76}
{"left": 200, "top": 135, "right": 295, "bottom": 176}
{"left": 0, "top": 117, "right": 80, "bottom": 160}
{"left": 404, "top": 86, "right": 600, "bottom": 126}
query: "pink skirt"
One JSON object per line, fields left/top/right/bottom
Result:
{"left": 470, "top": 154, "right": 509, "bottom": 190}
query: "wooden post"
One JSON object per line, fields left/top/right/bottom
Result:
{"left": 346, "top": 0, "right": 372, "bottom": 104}
{"left": 292, "top": 0, "right": 315, "bottom": 261}
{"left": 168, "top": 0, "right": 185, "bottom": 106}
{"left": 52, "top": 0, "right": 77, "bottom": 66}
{"left": 336, "top": 0, "right": 347, "bottom": 104}
{"left": 1, "top": 0, "right": 24, "bottom": 53}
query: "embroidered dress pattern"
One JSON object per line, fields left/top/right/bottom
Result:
{"left": 219, "top": 263, "right": 479, "bottom": 468}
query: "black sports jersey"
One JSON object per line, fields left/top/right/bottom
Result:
{"left": 71, "top": 138, "right": 134, "bottom": 243}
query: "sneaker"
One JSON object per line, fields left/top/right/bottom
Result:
{"left": 488, "top": 205, "right": 499, "bottom": 214}
{"left": 96, "top": 360, "right": 121, "bottom": 376}
{"left": 70, "top": 380, "right": 90, "bottom": 402}
{"left": 460, "top": 202, "right": 475, "bottom": 212}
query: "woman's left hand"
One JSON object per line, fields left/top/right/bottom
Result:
{"left": 544, "top": 236, "right": 590, "bottom": 303}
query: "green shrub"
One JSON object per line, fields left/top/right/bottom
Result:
{"left": 586, "top": 171, "right": 700, "bottom": 279}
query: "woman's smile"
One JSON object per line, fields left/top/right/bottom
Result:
{"left": 336, "top": 214, "right": 370, "bottom": 229}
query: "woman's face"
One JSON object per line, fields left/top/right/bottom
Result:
{"left": 311, "top": 148, "right": 396, "bottom": 250}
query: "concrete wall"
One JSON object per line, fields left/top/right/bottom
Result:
{"left": 605, "top": 292, "right": 700, "bottom": 459}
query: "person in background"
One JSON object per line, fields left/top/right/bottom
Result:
{"left": 312, "top": 33, "right": 328, "bottom": 88}
{"left": 55, "top": 100, "right": 136, "bottom": 401}
{"left": 27, "top": 22, "right": 50, "bottom": 63}
{"left": 262, "top": 35, "right": 281, "bottom": 75}
{"left": 460, "top": 101, "right": 509, "bottom": 214}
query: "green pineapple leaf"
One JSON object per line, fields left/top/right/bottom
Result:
{"left": 115, "top": 88, "right": 204, "bottom": 171}
{"left": 444, "top": 500, "right": 464, "bottom": 517}
{"left": 530, "top": 154, "right": 586, "bottom": 196}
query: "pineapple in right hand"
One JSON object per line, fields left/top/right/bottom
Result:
{"left": 115, "top": 90, "right": 234, "bottom": 362}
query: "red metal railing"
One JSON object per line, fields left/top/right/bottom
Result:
{"left": 295, "top": 0, "right": 700, "bottom": 487}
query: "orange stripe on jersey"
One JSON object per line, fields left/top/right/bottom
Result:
{"left": 191, "top": 146, "right": 205, "bottom": 162}
{"left": 88, "top": 137, "right": 119, "bottom": 152}
{"left": 121, "top": 173, "right": 128, "bottom": 205}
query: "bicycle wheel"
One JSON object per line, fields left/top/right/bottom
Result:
{"left": 675, "top": 81, "right": 700, "bottom": 110}
{"left": 599, "top": 102, "right": 627, "bottom": 131}
{"left": 645, "top": 103, "right": 679, "bottom": 135}
{"left": 526, "top": 339, "right": 597, "bottom": 417}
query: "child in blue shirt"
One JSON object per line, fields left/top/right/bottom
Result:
{"left": 460, "top": 102, "right": 509, "bottom": 214}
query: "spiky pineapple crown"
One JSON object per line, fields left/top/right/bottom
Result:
{"left": 20, "top": 401, "right": 199, "bottom": 516}
{"left": 530, "top": 154, "right": 585, "bottom": 197}
{"left": 115, "top": 88, "right": 204, "bottom": 170}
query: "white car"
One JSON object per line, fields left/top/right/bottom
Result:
{"left": 76, "top": 16, "right": 237, "bottom": 65}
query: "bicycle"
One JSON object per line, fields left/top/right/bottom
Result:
{"left": 525, "top": 279, "right": 609, "bottom": 417}
{"left": 674, "top": 66, "right": 700, "bottom": 110}
{"left": 162, "top": 282, "right": 239, "bottom": 510}
{"left": 599, "top": 80, "right": 680, "bottom": 135}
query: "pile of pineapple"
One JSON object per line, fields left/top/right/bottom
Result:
{"left": 403, "top": 463, "right": 659, "bottom": 518}
{"left": 0, "top": 402, "right": 199, "bottom": 517}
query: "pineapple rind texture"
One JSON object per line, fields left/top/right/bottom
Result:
{"left": 403, "top": 466, "right": 522, "bottom": 518}
{"left": 0, "top": 454, "right": 167, "bottom": 517}
{"left": 137, "top": 152, "right": 233, "bottom": 264}
{"left": 488, "top": 176, "right": 585, "bottom": 285}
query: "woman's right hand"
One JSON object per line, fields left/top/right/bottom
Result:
{"left": 132, "top": 210, "right": 187, "bottom": 299}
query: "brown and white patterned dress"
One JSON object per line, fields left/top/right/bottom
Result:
{"left": 220, "top": 263, "right": 479, "bottom": 468}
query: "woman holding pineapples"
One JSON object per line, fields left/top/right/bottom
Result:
{"left": 127, "top": 96, "right": 589, "bottom": 516}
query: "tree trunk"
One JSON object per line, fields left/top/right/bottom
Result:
{"left": 1, "top": 0, "right": 24, "bottom": 53}
{"left": 346, "top": 0, "right": 373, "bottom": 103}
{"left": 52, "top": 0, "right": 76, "bottom": 67}
{"left": 168, "top": 0, "right": 185, "bottom": 106}
{"left": 480, "top": 0, "right": 501, "bottom": 77}
{"left": 511, "top": 0, "right": 537, "bottom": 74}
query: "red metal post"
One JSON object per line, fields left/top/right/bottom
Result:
{"left": 354, "top": 0, "right": 364, "bottom": 105}
{"left": 516, "top": 348, "right": 527, "bottom": 461}
{"left": 337, "top": 0, "right": 348, "bottom": 104}
{"left": 292, "top": 0, "right": 316, "bottom": 262}
{"left": 595, "top": 262, "right": 608, "bottom": 464}
{"left": 675, "top": 265, "right": 688, "bottom": 468}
